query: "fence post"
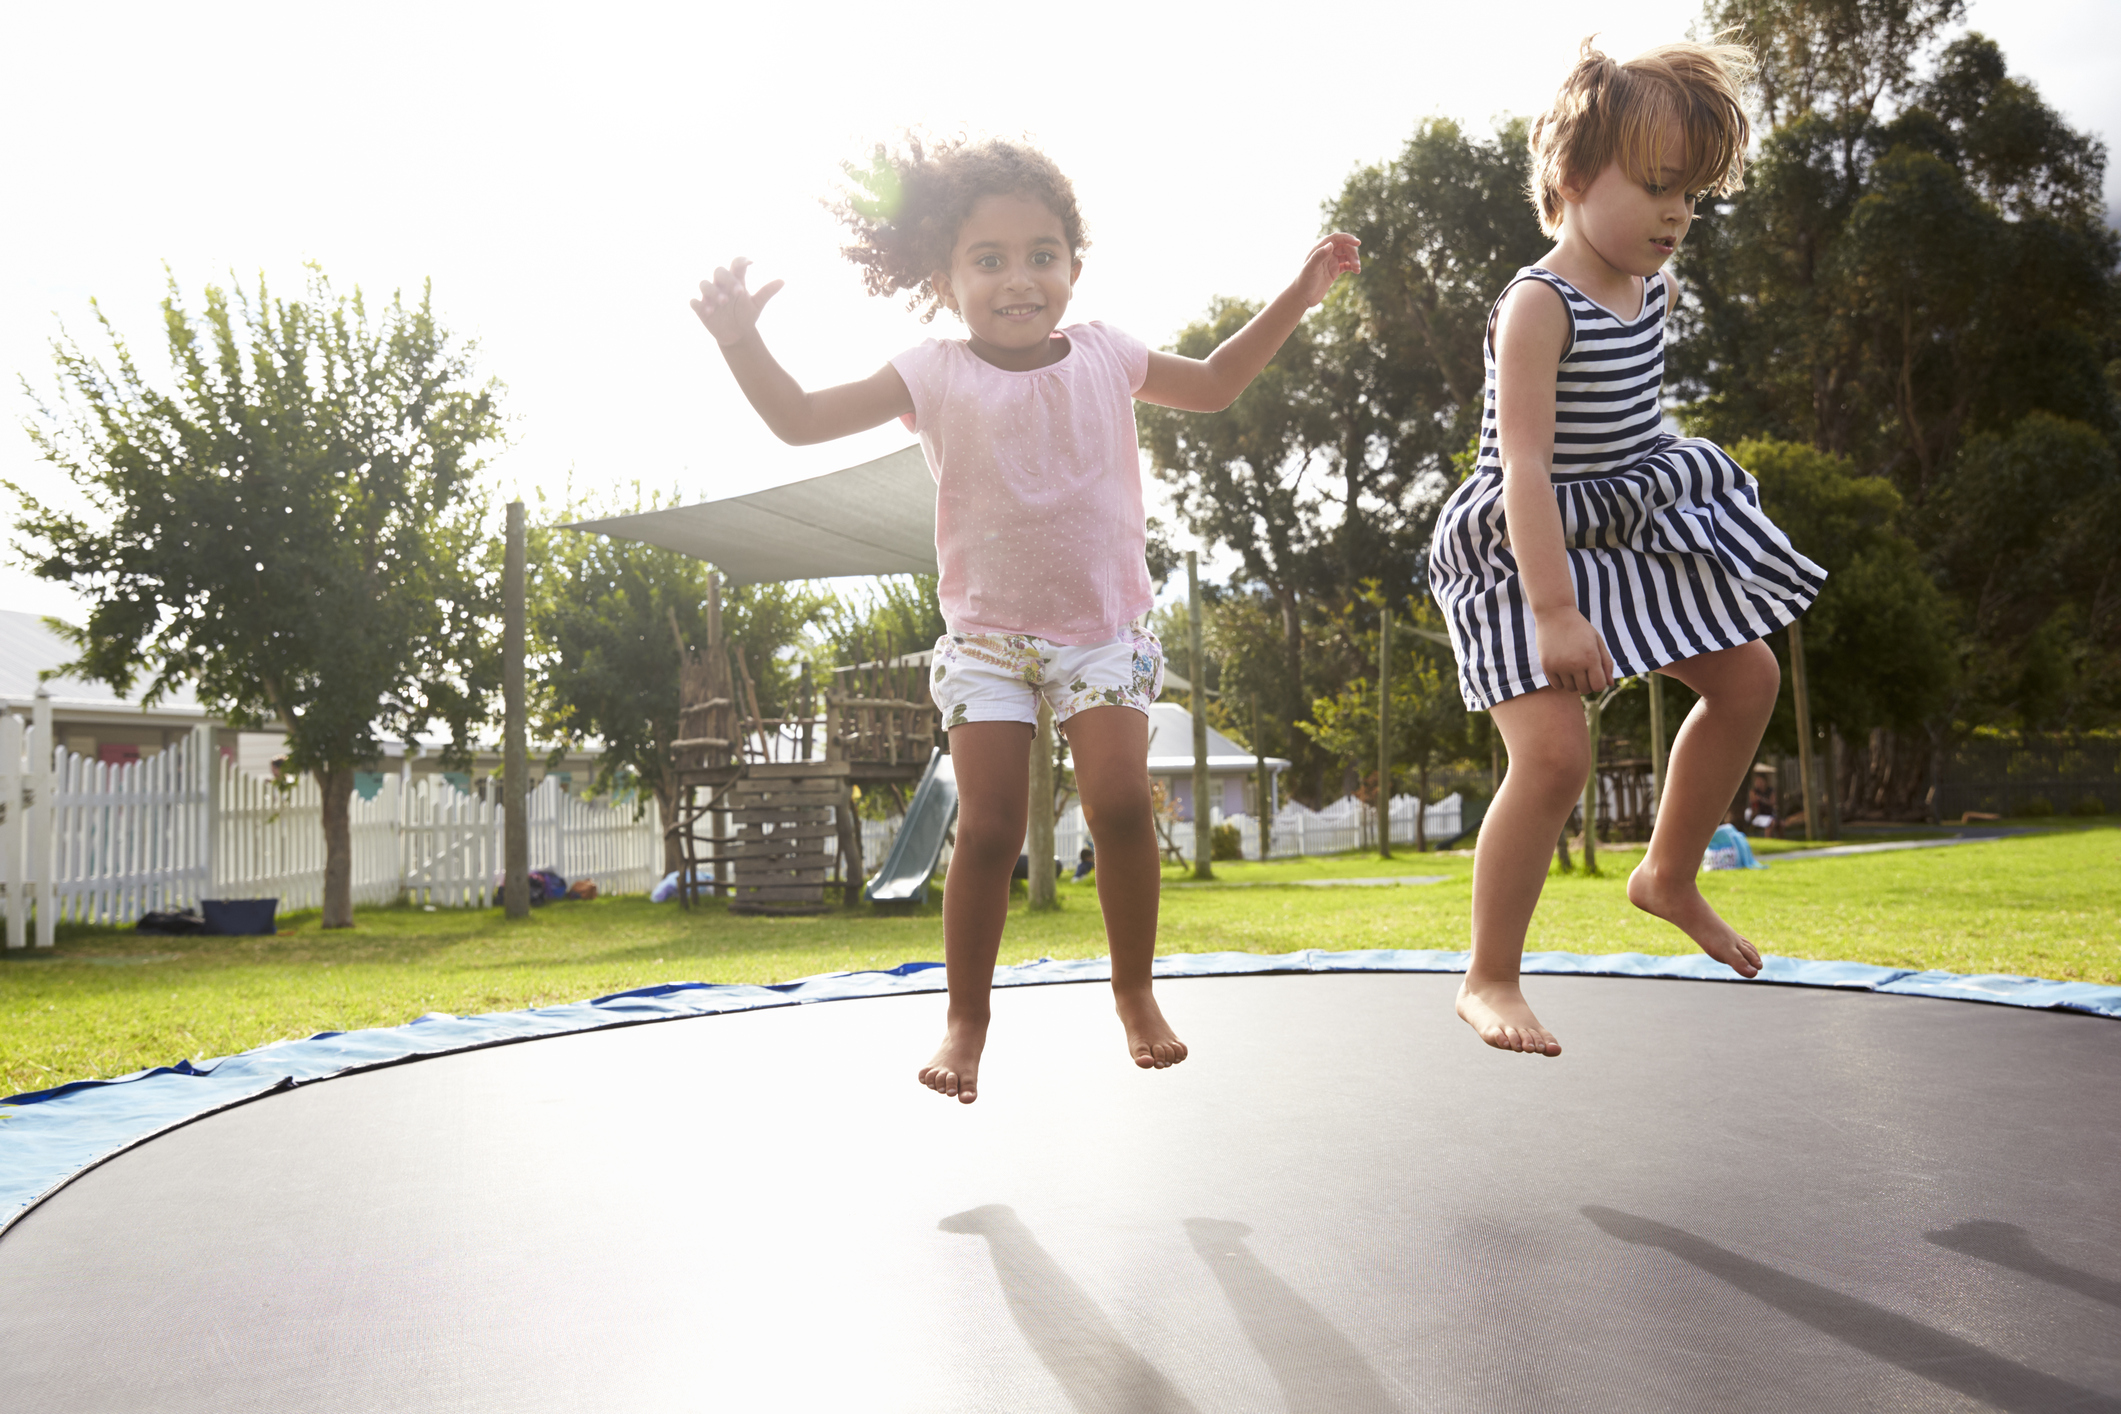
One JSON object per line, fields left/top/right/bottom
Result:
{"left": 30, "top": 688, "right": 54, "bottom": 946}
{"left": 1789, "top": 618, "right": 1818, "bottom": 843}
{"left": 503, "top": 499, "right": 530, "bottom": 917}
{"left": 1186, "top": 551, "right": 1214, "bottom": 881}
{"left": 3, "top": 713, "right": 20, "bottom": 948}
{"left": 553, "top": 779, "right": 570, "bottom": 883}
{"left": 193, "top": 724, "right": 216, "bottom": 907}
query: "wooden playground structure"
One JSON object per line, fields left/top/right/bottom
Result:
{"left": 1592, "top": 742, "right": 1657, "bottom": 841}
{"left": 668, "top": 576, "right": 940, "bottom": 914}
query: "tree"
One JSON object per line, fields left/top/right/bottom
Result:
{"left": 1674, "top": 11, "right": 2120, "bottom": 738}
{"left": 1739, "top": 438, "right": 1956, "bottom": 751}
{"left": 13, "top": 268, "right": 501, "bottom": 927}
{"left": 1300, "top": 591, "right": 1469, "bottom": 847}
{"left": 1704, "top": 0, "right": 1966, "bottom": 131}
{"left": 1920, "top": 415, "right": 2121, "bottom": 727}
{"left": 534, "top": 489, "right": 834, "bottom": 871}
{"left": 1139, "top": 296, "right": 1328, "bottom": 764}
{"left": 1326, "top": 117, "right": 1548, "bottom": 448}
{"left": 1140, "top": 118, "right": 1543, "bottom": 801}
{"left": 1675, "top": 27, "right": 2116, "bottom": 494}
{"left": 818, "top": 574, "right": 947, "bottom": 670}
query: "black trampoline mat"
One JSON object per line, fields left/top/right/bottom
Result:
{"left": 2, "top": 973, "right": 2117, "bottom": 1413}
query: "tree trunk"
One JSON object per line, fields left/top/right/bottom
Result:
{"left": 1028, "top": 699, "right": 1058, "bottom": 908}
{"left": 319, "top": 764, "right": 356, "bottom": 928}
{"left": 1414, "top": 759, "right": 1429, "bottom": 853}
{"left": 655, "top": 778, "right": 684, "bottom": 875}
{"left": 1377, "top": 604, "right": 1392, "bottom": 860}
{"left": 1187, "top": 552, "right": 1214, "bottom": 881}
{"left": 1276, "top": 584, "right": 1308, "bottom": 803}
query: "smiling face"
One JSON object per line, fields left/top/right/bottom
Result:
{"left": 931, "top": 192, "right": 1082, "bottom": 370}
{"left": 1559, "top": 121, "right": 1701, "bottom": 281}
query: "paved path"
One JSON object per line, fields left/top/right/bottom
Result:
{"left": 1769, "top": 834, "right": 2014, "bottom": 862}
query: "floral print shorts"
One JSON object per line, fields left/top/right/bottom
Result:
{"left": 930, "top": 621, "right": 1164, "bottom": 731}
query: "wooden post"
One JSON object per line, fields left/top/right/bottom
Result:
{"left": 1580, "top": 695, "right": 1601, "bottom": 875}
{"left": 30, "top": 688, "right": 53, "bottom": 946}
{"left": 707, "top": 573, "right": 728, "bottom": 898}
{"left": 1377, "top": 603, "right": 1393, "bottom": 859}
{"left": 3, "top": 711, "right": 20, "bottom": 949}
{"left": 1186, "top": 551, "right": 1214, "bottom": 880}
{"left": 1647, "top": 673, "right": 1668, "bottom": 821}
{"left": 1252, "top": 692, "right": 1271, "bottom": 861}
{"left": 838, "top": 781, "right": 865, "bottom": 908}
{"left": 192, "top": 722, "right": 216, "bottom": 910}
{"left": 1028, "top": 699, "right": 1058, "bottom": 909}
{"left": 1825, "top": 726, "right": 1844, "bottom": 841}
{"left": 1789, "top": 619, "right": 1818, "bottom": 843}
{"left": 503, "top": 500, "right": 530, "bottom": 918}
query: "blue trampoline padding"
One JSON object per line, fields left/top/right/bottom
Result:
{"left": 3, "top": 948, "right": 2116, "bottom": 1235}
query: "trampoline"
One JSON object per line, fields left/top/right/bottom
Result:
{"left": 2, "top": 959, "right": 2118, "bottom": 1412}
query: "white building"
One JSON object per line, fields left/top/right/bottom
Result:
{"left": 1, "top": 610, "right": 215, "bottom": 762}
{"left": 1144, "top": 701, "right": 1287, "bottom": 823}
{"left": 2, "top": 609, "right": 600, "bottom": 794}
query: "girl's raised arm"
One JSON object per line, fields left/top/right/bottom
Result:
{"left": 692, "top": 258, "right": 914, "bottom": 446}
{"left": 1492, "top": 279, "right": 1616, "bottom": 694}
{"left": 1136, "top": 234, "right": 1360, "bottom": 413}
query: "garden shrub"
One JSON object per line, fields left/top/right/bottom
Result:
{"left": 1210, "top": 822, "right": 1244, "bottom": 861}
{"left": 2019, "top": 796, "right": 2055, "bottom": 817}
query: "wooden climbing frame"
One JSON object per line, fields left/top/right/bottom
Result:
{"left": 669, "top": 581, "right": 940, "bottom": 911}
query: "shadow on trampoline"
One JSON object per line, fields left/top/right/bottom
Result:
{"left": 1926, "top": 1219, "right": 2121, "bottom": 1309}
{"left": 1183, "top": 1218, "right": 1397, "bottom": 1414}
{"left": 940, "top": 1204, "right": 1202, "bottom": 1413}
{"left": 941, "top": 1205, "right": 1399, "bottom": 1414}
{"left": 1583, "top": 1206, "right": 2121, "bottom": 1414}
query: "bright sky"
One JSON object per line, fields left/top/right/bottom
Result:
{"left": 3, "top": 0, "right": 2114, "bottom": 624}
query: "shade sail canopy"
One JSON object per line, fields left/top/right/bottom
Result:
{"left": 563, "top": 444, "right": 937, "bottom": 585}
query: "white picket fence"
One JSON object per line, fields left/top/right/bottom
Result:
{"left": 2, "top": 705, "right": 662, "bottom": 943}
{"left": 1141, "top": 793, "right": 1464, "bottom": 863}
{"left": 851, "top": 791, "right": 1466, "bottom": 877}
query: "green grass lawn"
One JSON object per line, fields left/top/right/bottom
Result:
{"left": 3, "top": 823, "right": 2115, "bottom": 1099}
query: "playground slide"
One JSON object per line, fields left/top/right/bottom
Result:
{"left": 864, "top": 748, "right": 957, "bottom": 905}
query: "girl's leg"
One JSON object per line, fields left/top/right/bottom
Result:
{"left": 1060, "top": 705, "right": 1187, "bottom": 1069}
{"left": 921, "top": 720, "right": 1032, "bottom": 1103}
{"left": 1461, "top": 687, "right": 1591, "bottom": 1056}
{"left": 1627, "top": 640, "right": 1779, "bottom": 976}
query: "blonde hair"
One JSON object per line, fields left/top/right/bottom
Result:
{"left": 1527, "top": 38, "right": 1755, "bottom": 236}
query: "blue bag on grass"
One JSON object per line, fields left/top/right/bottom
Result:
{"left": 1703, "top": 824, "right": 1766, "bottom": 871}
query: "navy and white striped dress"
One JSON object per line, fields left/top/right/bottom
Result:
{"left": 1428, "top": 267, "right": 1826, "bottom": 710}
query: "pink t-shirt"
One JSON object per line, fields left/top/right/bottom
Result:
{"left": 890, "top": 321, "right": 1155, "bottom": 646}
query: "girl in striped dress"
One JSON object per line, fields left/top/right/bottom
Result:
{"left": 1428, "top": 39, "right": 1825, "bottom": 1057}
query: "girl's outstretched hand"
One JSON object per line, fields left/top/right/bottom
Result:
{"left": 691, "top": 258, "right": 785, "bottom": 347}
{"left": 1293, "top": 233, "right": 1362, "bottom": 306}
{"left": 1535, "top": 606, "right": 1617, "bottom": 695}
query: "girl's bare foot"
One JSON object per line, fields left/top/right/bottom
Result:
{"left": 1114, "top": 988, "right": 1188, "bottom": 1069}
{"left": 1456, "top": 979, "right": 1563, "bottom": 1056}
{"left": 919, "top": 1016, "right": 989, "bottom": 1104}
{"left": 1628, "top": 862, "right": 1764, "bottom": 977}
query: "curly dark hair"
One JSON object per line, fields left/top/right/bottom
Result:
{"left": 829, "top": 134, "right": 1089, "bottom": 323}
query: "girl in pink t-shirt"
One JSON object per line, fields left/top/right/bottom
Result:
{"left": 693, "top": 136, "right": 1357, "bottom": 1104}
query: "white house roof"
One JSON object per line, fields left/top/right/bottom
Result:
{"left": 1143, "top": 702, "right": 1287, "bottom": 775}
{"left": 565, "top": 444, "right": 939, "bottom": 586}
{"left": 0, "top": 610, "right": 210, "bottom": 721}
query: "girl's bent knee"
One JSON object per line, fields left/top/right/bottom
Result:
{"left": 1512, "top": 738, "right": 1591, "bottom": 788}
{"left": 1722, "top": 642, "right": 1782, "bottom": 706}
